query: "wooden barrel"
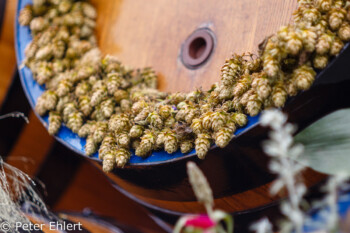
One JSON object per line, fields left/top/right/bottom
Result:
{"left": 96, "top": 58, "right": 350, "bottom": 227}
{"left": 82, "top": 0, "right": 350, "bottom": 229}
{"left": 13, "top": 0, "right": 350, "bottom": 232}
{"left": 91, "top": 0, "right": 298, "bottom": 93}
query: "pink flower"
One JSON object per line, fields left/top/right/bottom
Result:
{"left": 185, "top": 215, "right": 216, "bottom": 229}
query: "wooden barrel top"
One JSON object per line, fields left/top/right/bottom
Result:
{"left": 91, "top": 0, "right": 298, "bottom": 92}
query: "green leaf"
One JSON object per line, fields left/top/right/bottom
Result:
{"left": 294, "top": 108, "right": 350, "bottom": 176}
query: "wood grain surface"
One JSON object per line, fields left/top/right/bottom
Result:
{"left": 0, "top": 0, "right": 17, "bottom": 104}
{"left": 102, "top": 149, "right": 327, "bottom": 215}
{"left": 91, "top": 0, "right": 298, "bottom": 92}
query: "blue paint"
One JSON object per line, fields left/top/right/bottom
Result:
{"left": 15, "top": 0, "right": 260, "bottom": 165}
{"left": 303, "top": 192, "right": 350, "bottom": 232}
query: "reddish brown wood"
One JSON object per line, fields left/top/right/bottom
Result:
{"left": 0, "top": 0, "right": 16, "bottom": 104}
{"left": 53, "top": 161, "right": 165, "bottom": 233}
{"left": 7, "top": 111, "right": 54, "bottom": 177}
{"left": 104, "top": 167, "right": 325, "bottom": 214}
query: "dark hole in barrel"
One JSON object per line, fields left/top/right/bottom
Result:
{"left": 181, "top": 28, "right": 215, "bottom": 69}
{"left": 189, "top": 37, "right": 207, "bottom": 59}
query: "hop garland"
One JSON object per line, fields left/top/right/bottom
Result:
{"left": 19, "top": 0, "right": 350, "bottom": 172}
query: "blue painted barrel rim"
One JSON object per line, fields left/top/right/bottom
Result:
{"left": 15, "top": 0, "right": 260, "bottom": 166}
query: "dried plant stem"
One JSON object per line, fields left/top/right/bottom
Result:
{"left": 261, "top": 109, "right": 306, "bottom": 233}
{"left": 0, "top": 112, "right": 29, "bottom": 124}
